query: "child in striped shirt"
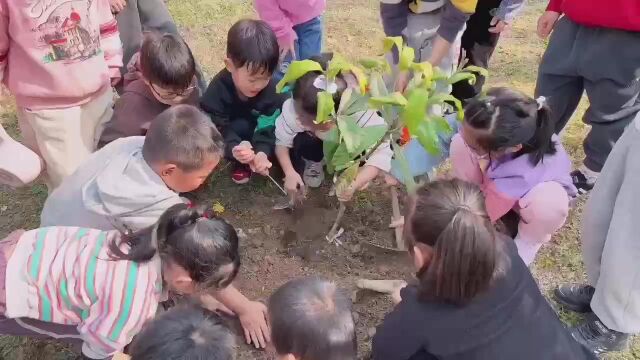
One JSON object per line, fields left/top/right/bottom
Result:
{"left": 274, "top": 53, "right": 393, "bottom": 201}
{"left": 0, "top": 204, "right": 240, "bottom": 359}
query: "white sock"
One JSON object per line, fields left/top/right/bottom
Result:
{"left": 580, "top": 164, "right": 600, "bottom": 185}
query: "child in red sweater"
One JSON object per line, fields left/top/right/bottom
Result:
{"left": 535, "top": 0, "right": 640, "bottom": 194}
{"left": 0, "top": 0, "right": 122, "bottom": 189}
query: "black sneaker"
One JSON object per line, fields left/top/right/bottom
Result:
{"left": 571, "top": 313, "right": 630, "bottom": 355}
{"left": 554, "top": 284, "right": 595, "bottom": 313}
{"left": 571, "top": 170, "right": 596, "bottom": 196}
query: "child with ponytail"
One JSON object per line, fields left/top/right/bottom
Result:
{"left": 450, "top": 87, "right": 577, "bottom": 264}
{"left": 372, "top": 179, "right": 595, "bottom": 360}
{"left": 0, "top": 204, "right": 246, "bottom": 359}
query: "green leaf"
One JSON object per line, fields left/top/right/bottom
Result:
{"left": 337, "top": 114, "right": 362, "bottom": 154}
{"left": 358, "top": 58, "right": 390, "bottom": 73}
{"left": 413, "top": 120, "right": 440, "bottom": 155}
{"left": 402, "top": 88, "right": 429, "bottom": 131}
{"left": 399, "top": 46, "right": 415, "bottom": 71}
{"left": 331, "top": 143, "right": 352, "bottom": 171}
{"left": 447, "top": 72, "right": 477, "bottom": 86}
{"left": 425, "top": 93, "right": 464, "bottom": 120}
{"left": 368, "top": 73, "right": 389, "bottom": 98}
{"left": 276, "top": 60, "right": 323, "bottom": 93}
{"left": 316, "top": 92, "right": 335, "bottom": 124}
{"left": 431, "top": 115, "right": 453, "bottom": 135}
{"left": 338, "top": 89, "right": 370, "bottom": 116}
{"left": 323, "top": 127, "right": 340, "bottom": 174}
{"left": 335, "top": 162, "right": 360, "bottom": 197}
{"left": 327, "top": 54, "right": 351, "bottom": 80}
{"left": 383, "top": 36, "right": 404, "bottom": 54}
{"left": 461, "top": 65, "right": 489, "bottom": 77}
{"left": 353, "top": 125, "right": 387, "bottom": 157}
{"left": 369, "top": 92, "right": 408, "bottom": 107}
{"left": 350, "top": 65, "right": 369, "bottom": 94}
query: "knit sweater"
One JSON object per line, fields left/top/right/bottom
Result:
{"left": 4, "top": 227, "right": 163, "bottom": 359}
{"left": 0, "top": 0, "right": 122, "bottom": 109}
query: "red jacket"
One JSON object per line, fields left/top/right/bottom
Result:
{"left": 547, "top": 0, "right": 640, "bottom": 32}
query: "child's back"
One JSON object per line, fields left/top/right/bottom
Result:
{"left": 41, "top": 105, "right": 224, "bottom": 232}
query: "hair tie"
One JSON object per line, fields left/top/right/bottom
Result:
{"left": 313, "top": 75, "right": 338, "bottom": 94}
{"left": 535, "top": 96, "right": 546, "bottom": 110}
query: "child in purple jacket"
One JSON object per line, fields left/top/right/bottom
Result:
{"left": 254, "top": 0, "right": 326, "bottom": 80}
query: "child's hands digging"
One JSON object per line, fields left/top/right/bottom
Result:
{"left": 237, "top": 300, "right": 270, "bottom": 349}
{"left": 233, "top": 141, "right": 256, "bottom": 164}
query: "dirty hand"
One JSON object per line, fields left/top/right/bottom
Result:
{"left": 284, "top": 171, "right": 305, "bottom": 195}
{"left": 109, "top": 0, "right": 127, "bottom": 13}
{"left": 336, "top": 183, "right": 356, "bottom": 203}
{"left": 389, "top": 216, "right": 405, "bottom": 229}
{"left": 232, "top": 143, "right": 256, "bottom": 164}
{"left": 250, "top": 152, "right": 272, "bottom": 176}
{"left": 238, "top": 301, "right": 270, "bottom": 349}
{"left": 488, "top": 17, "right": 509, "bottom": 34}
{"left": 537, "top": 11, "right": 560, "bottom": 39}
{"left": 279, "top": 39, "right": 296, "bottom": 62}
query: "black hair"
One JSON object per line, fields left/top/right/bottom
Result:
{"left": 292, "top": 53, "right": 348, "bottom": 124}
{"left": 227, "top": 19, "right": 279, "bottom": 75}
{"left": 140, "top": 31, "right": 196, "bottom": 91}
{"left": 109, "top": 203, "right": 240, "bottom": 290}
{"left": 406, "top": 179, "right": 508, "bottom": 305}
{"left": 463, "top": 87, "right": 556, "bottom": 165}
{"left": 268, "top": 276, "right": 357, "bottom": 360}
{"left": 143, "top": 105, "right": 224, "bottom": 172}
{"left": 129, "top": 303, "right": 235, "bottom": 360}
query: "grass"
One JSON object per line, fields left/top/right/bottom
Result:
{"left": 0, "top": 0, "right": 639, "bottom": 358}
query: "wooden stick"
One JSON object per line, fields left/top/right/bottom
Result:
{"left": 356, "top": 279, "right": 407, "bottom": 294}
{"left": 327, "top": 202, "right": 346, "bottom": 241}
{"left": 390, "top": 187, "right": 405, "bottom": 250}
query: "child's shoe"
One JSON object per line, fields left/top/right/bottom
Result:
{"left": 303, "top": 159, "right": 324, "bottom": 188}
{"left": 231, "top": 164, "right": 251, "bottom": 184}
{"left": 0, "top": 124, "right": 42, "bottom": 188}
{"left": 571, "top": 166, "right": 599, "bottom": 195}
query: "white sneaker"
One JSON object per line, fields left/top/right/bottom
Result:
{"left": 303, "top": 159, "right": 324, "bottom": 188}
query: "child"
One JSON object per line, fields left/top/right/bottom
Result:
{"left": 0, "top": 123, "right": 42, "bottom": 188}
{"left": 0, "top": 204, "right": 240, "bottom": 359}
{"left": 128, "top": 303, "right": 235, "bottom": 360}
{"left": 109, "top": 0, "right": 208, "bottom": 93}
{"left": 372, "top": 179, "right": 596, "bottom": 360}
{"left": 200, "top": 19, "right": 287, "bottom": 185}
{"left": 41, "top": 104, "right": 222, "bottom": 232}
{"left": 275, "top": 54, "right": 392, "bottom": 199}
{"left": 535, "top": 0, "right": 640, "bottom": 193}
{"left": 553, "top": 112, "right": 640, "bottom": 354}
{"left": 0, "top": 0, "right": 123, "bottom": 189}
{"left": 254, "top": 0, "right": 326, "bottom": 80}
{"left": 98, "top": 32, "right": 199, "bottom": 147}
{"left": 450, "top": 87, "right": 577, "bottom": 265}
{"left": 268, "top": 276, "right": 357, "bottom": 360}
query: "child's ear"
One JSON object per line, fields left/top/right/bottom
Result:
{"left": 223, "top": 58, "right": 234, "bottom": 72}
{"left": 412, "top": 243, "right": 433, "bottom": 270}
{"left": 159, "top": 163, "right": 178, "bottom": 177}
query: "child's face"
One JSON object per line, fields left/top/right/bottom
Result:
{"left": 461, "top": 122, "right": 489, "bottom": 156}
{"left": 160, "top": 154, "right": 221, "bottom": 193}
{"left": 144, "top": 78, "right": 196, "bottom": 106}
{"left": 225, "top": 59, "right": 271, "bottom": 99}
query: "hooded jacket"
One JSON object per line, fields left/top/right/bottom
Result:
{"left": 40, "top": 137, "right": 183, "bottom": 232}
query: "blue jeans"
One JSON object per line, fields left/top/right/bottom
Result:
{"left": 275, "top": 16, "right": 324, "bottom": 81}
{"left": 391, "top": 114, "right": 460, "bottom": 183}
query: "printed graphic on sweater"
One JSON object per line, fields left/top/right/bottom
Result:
{"left": 28, "top": 0, "right": 101, "bottom": 64}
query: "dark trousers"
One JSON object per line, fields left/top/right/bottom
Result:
{"left": 451, "top": 0, "right": 502, "bottom": 101}
{"left": 115, "top": 0, "right": 207, "bottom": 94}
{"left": 535, "top": 17, "right": 640, "bottom": 172}
{"left": 291, "top": 132, "right": 323, "bottom": 175}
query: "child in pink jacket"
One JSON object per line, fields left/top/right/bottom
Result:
{"left": 0, "top": 0, "right": 122, "bottom": 189}
{"left": 451, "top": 87, "right": 577, "bottom": 265}
{"left": 254, "top": 0, "right": 326, "bottom": 80}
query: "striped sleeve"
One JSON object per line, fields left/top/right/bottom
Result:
{"left": 77, "top": 260, "right": 160, "bottom": 358}
{"left": 96, "top": 0, "right": 123, "bottom": 79}
{"left": 356, "top": 111, "right": 393, "bottom": 172}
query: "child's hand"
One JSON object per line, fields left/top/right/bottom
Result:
{"left": 488, "top": 17, "right": 509, "bottom": 34}
{"left": 279, "top": 39, "right": 296, "bottom": 62}
{"left": 250, "top": 152, "right": 272, "bottom": 176}
{"left": 284, "top": 172, "right": 305, "bottom": 194}
{"left": 232, "top": 143, "right": 256, "bottom": 164}
{"left": 109, "top": 0, "right": 127, "bottom": 13}
{"left": 395, "top": 71, "right": 410, "bottom": 93}
{"left": 336, "top": 183, "right": 356, "bottom": 203}
{"left": 537, "top": 11, "right": 560, "bottom": 39}
{"left": 237, "top": 301, "right": 270, "bottom": 349}
{"left": 391, "top": 281, "right": 408, "bottom": 305}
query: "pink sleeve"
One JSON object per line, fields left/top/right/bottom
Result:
{"left": 546, "top": 0, "right": 563, "bottom": 13}
{"left": 450, "top": 134, "right": 483, "bottom": 185}
{"left": 254, "top": 0, "right": 296, "bottom": 47}
{"left": 96, "top": 0, "right": 123, "bottom": 79}
{"left": 0, "top": 0, "right": 9, "bottom": 83}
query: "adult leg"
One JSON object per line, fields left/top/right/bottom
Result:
{"left": 515, "top": 181, "right": 569, "bottom": 265}
{"left": 534, "top": 17, "right": 585, "bottom": 134}
{"left": 116, "top": 0, "right": 143, "bottom": 79}
{"left": 452, "top": 0, "right": 501, "bottom": 101}
{"left": 579, "top": 27, "right": 640, "bottom": 173}
{"left": 294, "top": 17, "right": 323, "bottom": 61}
